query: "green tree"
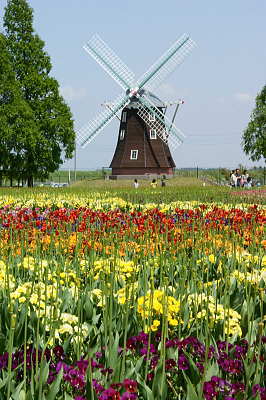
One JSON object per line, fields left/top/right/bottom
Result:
{"left": 242, "top": 85, "right": 266, "bottom": 163}
{"left": 3, "top": 0, "right": 75, "bottom": 186}
{"left": 0, "top": 33, "right": 37, "bottom": 186}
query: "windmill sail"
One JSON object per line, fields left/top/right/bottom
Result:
{"left": 77, "top": 93, "right": 130, "bottom": 148}
{"left": 84, "top": 34, "right": 135, "bottom": 91}
{"left": 136, "top": 34, "right": 196, "bottom": 92}
{"left": 137, "top": 95, "right": 185, "bottom": 149}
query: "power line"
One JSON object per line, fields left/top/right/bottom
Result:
{"left": 187, "top": 132, "right": 243, "bottom": 137}
{"left": 184, "top": 143, "right": 237, "bottom": 146}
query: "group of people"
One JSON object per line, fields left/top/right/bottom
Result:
{"left": 230, "top": 169, "right": 252, "bottom": 188}
{"left": 133, "top": 178, "right": 166, "bottom": 189}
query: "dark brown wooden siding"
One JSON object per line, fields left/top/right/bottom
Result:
{"left": 110, "top": 106, "right": 176, "bottom": 174}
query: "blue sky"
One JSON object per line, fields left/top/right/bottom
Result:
{"left": 1, "top": 0, "right": 265, "bottom": 170}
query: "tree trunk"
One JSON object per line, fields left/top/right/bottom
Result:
{"left": 27, "top": 176, "right": 33, "bottom": 187}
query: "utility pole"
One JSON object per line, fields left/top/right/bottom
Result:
{"left": 74, "top": 140, "right": 77, "bottom": 182}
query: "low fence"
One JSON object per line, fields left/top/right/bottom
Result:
{"left": 0, "top": 167, "right": 265, "bottom": 187}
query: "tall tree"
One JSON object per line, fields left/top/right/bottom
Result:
{"left": 0, "top": 33, "right": 37, "bottom": 186}
{"left": 3, "top": 0, "right": 75, "bottom": 186}
{"left": 242, "top": 85, "right": 266, "bottom": 163}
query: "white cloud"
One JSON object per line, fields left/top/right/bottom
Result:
{"left": 234, "top": 92, "right": 252, "bottom": 102}
{"left": 59, "top": 86, "right": 87, "bottom": 102}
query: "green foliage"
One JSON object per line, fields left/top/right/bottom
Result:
{"left": 242, "top": 85, "right": 266, "bottom": 162}
{"left": 0, "top": 33, "right": 36, "bottom": 182}
{"left": 3, "top": 0, "right": 75, "bottom": 186}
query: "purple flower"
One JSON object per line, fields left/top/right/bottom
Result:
{"left": 165, "top": 358, "right": 176, "bottom": 371}
{"left": 147, "top": 372, "right": 154, "bottom": 381}
{"left": 126, "top": 336, "right": 138, "bottom": 350}
{"left": 53, "top": 345, "right": 65, "bottom": 360}
{"left": 196, "top": 362, "right": 204, "bottom": 374}
{"left": 234, "top": 344, "right": 247, "bottom": 359}
{"left": 100, "top": 367, "right": 113, "bottom": 376}
{"left": 122, "top": 378, "right": 138, "bottom": 393}
{"left": 136, "top": 332, "right": 148, "bottom": 345}
{"left": 76, "top": 358, "right": 89, "bottom": 373}
{"left": 149, "top": 355, "right": 159, "bottom": 369}
{"left": 252, "top": 384, "right": 266, "bottom": 396}
{"left": 210, "top": 376, "right": 230, "bottom": 392}
{"left": 92, "top": 378, "right": 104, "bottom": 394}
{"left": 230, "top": 382, "right": 245, "bottom": 394}
{"left": 98, "top": 388, "right": 120, "bottom": 400}
{"left": 177, "top": 354, "right": 189, "bottom": 370}
{"left": 95, "top": 351, "right": 103, "bottom": 359}
{"left": 121, "top": 392, "right": 137, "bottom": 400}
{"left": 55, "top": 361, "right": 71, "bottom": 373}
{"left": 139, "top": 344, "right": 156, "bottom": 356}
{"left": 203, "top": 381, "right": 218, "bottom": 400}
{"left": 165, "top": 339, "right": 175, "bottom": 348}
{"left": 0, "top": 352, "right": 8, "bottom": 370}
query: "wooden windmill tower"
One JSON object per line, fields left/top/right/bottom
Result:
{"left": 77, "top": 34, "right": 196, "bottom": 177}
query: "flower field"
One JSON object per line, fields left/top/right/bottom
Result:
{"left": 0, "top": 187, "right": 265, "bottom": 400}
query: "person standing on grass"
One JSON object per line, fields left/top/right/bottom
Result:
{"left": 247, "top": 175, "right": 252, "bottom": 188}
{"left": 161, "top": 178, "right": 166, "bottom": 187}
{"left": 230, "top": 170, "right": 237, "bottom": 187}
{"left": 133, "top": 179, "right": 139, "bottom": 189}
{"left": 241, "top": 170, "right": 249, "bottom": 187}
{"left": 235, "top": 168, "right": 241, "bottom": 187}
{"left": 151, "top": 179, "right": 157, "bottom": 188}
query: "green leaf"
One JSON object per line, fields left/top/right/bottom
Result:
{"left": 204, "top": 362, "right": 219, "bottom": 381}
{"left": 46, "top": 368, "right": 63, "bottom": 400}
{"left": 11, "top": 380, "right": 26, "bottom": 400}
{"left": 152, "top": 361, "right": 167, "bottom": 400}
{"left": 182, "top": 372, "right": 199, "bottom": 400}
{"left": 108, "top": 331, "right": 120, "bottom": 368}
{"left": 38, "top": 360, "right": 49, "bottom": 390}
{"left": 84, "top": 299, "right": 93, "bottom": 320}
{"left": 136, "top": 374, "right": 154, "bottom": 400}
{"left": 128, "top": 355, "right": 145, "bottom": 377}
{"left": 64, "top": 394, "right": 73, "bottom": 400}
{"left": 0, "top": 376, "right": 9, "bottom": 390}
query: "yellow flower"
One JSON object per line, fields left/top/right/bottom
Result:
{"left": 209, "top": 254, "right": 216, "bottom": 263}
{"left": 168, "top": 318, "right": 179, "bottom": 326}
{"left": 150, "top": 319, "right": 160, "bottom": 331}
{"left": 19, "top": 296, "right": 26, "bottom": 303}
{"left": 30, "top": 293, "right": 39, "bottom": 305}
{"left": 58, "top": 323, "right": 73, "bottom": 335}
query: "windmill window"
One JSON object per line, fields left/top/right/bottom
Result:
{"left": 150, "top": 130, "right": 157, "bottom": 139}
{"left": 130, "top": 150, "right": 138, "bottom": 160}
{"left": 149, "top": 113, "right": 155, "bottom": 122}
{"left": 122, "top": 112, "right": 127, "bottom": 123}
{"left": 120, "top": 130, "right": 125, "bottom": 140}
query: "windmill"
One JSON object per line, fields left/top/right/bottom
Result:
{"left": 77, "top": 34, "right": 196, "bottom": 177}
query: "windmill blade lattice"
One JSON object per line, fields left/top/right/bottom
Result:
{"left": 137, "top": 95, "right": 185, "bottom": 149}
{"left": 136, "top": 34, "right": 196, "bottom": 92}
{"left": 77, "top": 93, "right": 130, "bottom": 148}
{"left": 84, "top": 34, "right": 135, "bottom": 91}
